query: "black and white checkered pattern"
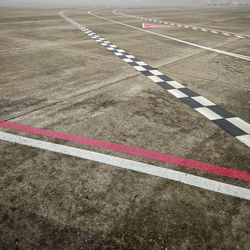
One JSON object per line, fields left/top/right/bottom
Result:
{"left": 59, "top": 12, "right": 250, "bottom": 147}
{"left": 113, "top": 10, "right": 250, "bottom": 40}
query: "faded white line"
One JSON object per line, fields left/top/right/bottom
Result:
{"left": 87, "top": 10, "right": 250, "bottom": 61}
{"left": 0, "top": 131, "right": 250, "bottom": 200}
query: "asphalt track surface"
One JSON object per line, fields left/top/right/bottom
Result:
{"left": 0, "top": 6, "right": 250, "bottom": 249}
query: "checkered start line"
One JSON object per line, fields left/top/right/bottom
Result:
{"left": 113, "top": 10, "right": 250, "bottom": 40}
{"left": 59, "top": 12, "right": 250, "bottom": 147}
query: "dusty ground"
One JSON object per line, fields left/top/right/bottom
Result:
{"left": 0, "top": 6, "right": 249, "bottom": 250}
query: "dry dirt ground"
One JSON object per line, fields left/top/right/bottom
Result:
{"left": 0, "top": 6, "right": 250, "bottom": 250}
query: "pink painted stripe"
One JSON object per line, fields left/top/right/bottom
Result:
{"left": 0, "top": 119, "right": 249, "bottom": 181}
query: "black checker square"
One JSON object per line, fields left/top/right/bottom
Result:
{"left": 156, "top": 82, "right": 175, "bottom": 90}
{"left": 127, "top": 62, "right": 139, "bottom": 66}
{"left": 141, "top": 65, "right": 155, "bottom": 71}
{"left": 141, "top": 71, "right": 154, "bottom": 76}
{"left": 208, "top": 106, "right": 235, "bottom": 119}
{"left": 158, "top": 75, "right": 173, "bottom": 82}
{"left": 180, "top": 97, "right": 203, "bottom": 108}
{"left": 213, "top": 119, "right": 246, "bottom": 137}
{"left": 178, "top": 88, "right": 199, "bottom": 97}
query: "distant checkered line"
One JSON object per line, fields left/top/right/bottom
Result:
{"left": 59, "top": 12, "right": 250, "bottom": 147}
{"left": 113, "top": 10, "right": 250, "bottom": 40}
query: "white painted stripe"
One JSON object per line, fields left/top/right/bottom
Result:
{"left": 88, "top": 11, "right": 250, "bottom": 61}
{"left": 195, "top": 107, "right": 222, "bottom": 120}
{"left": 192, "top": 96, "right": 216, "bottom": 106}
{"left": 226, "top": 117, "right": 250, "bottom": 134}
{"left": 0, "top": 131, "right": 249, "bottom": 200}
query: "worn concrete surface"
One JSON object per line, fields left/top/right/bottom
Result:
{"left": 0, "top": 6, "right": 249, "bottom": 250}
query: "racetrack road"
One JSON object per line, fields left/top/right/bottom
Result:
{"left": 0, "top": 6, "right": 250, "bottom": 250}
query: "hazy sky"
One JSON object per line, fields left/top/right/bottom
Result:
{"left": 0, "top": 0, "right": 207, "bottom": 7}
{"left": 1, "top": 0, "right": 249, "bottom": 6}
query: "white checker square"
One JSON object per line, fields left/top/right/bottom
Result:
{"left": 110, "top": 45, "right": 117, "bottom": 48}
{"left": 192, "top": 96, "right": 215, "bottom": 106}
{"left": 134, "top": 66, "right": 147, "bottom": 71}
{"left": 126, "top": 55, "right": 135, "bottom": 59}
{"left": 123, "top": 58, "right": 133, "bottom": 63}
{"left": 167, "top": 81, "right": 184, "bottom": 89}
{"left": 117, "top": 49, "right": 125, "bottom": 53}
{"left": 167, "top": 89, "right": 188, "bottom": 98}
{"left": 148, "top": 75, "right": 165, "bottom": 83}
{"left": 107, "top": 47, "right": 115, "bottom": 51}
{"left": 195, "top": 107, "right": 222, "bottom": 120}
{"left": 149, "top": 70, "right": 163, "bottom": 76}
{"left": 236, "top": 135, "right": 250, "bottom": 147}
{"left": 114, "top": 52, "right": 123, "bottom": 56}
{"left": 136, "top": 61, "right": 147, "bottom": 66}
{"left": 226, "top": 117, "right": 250, "bottom": 134}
